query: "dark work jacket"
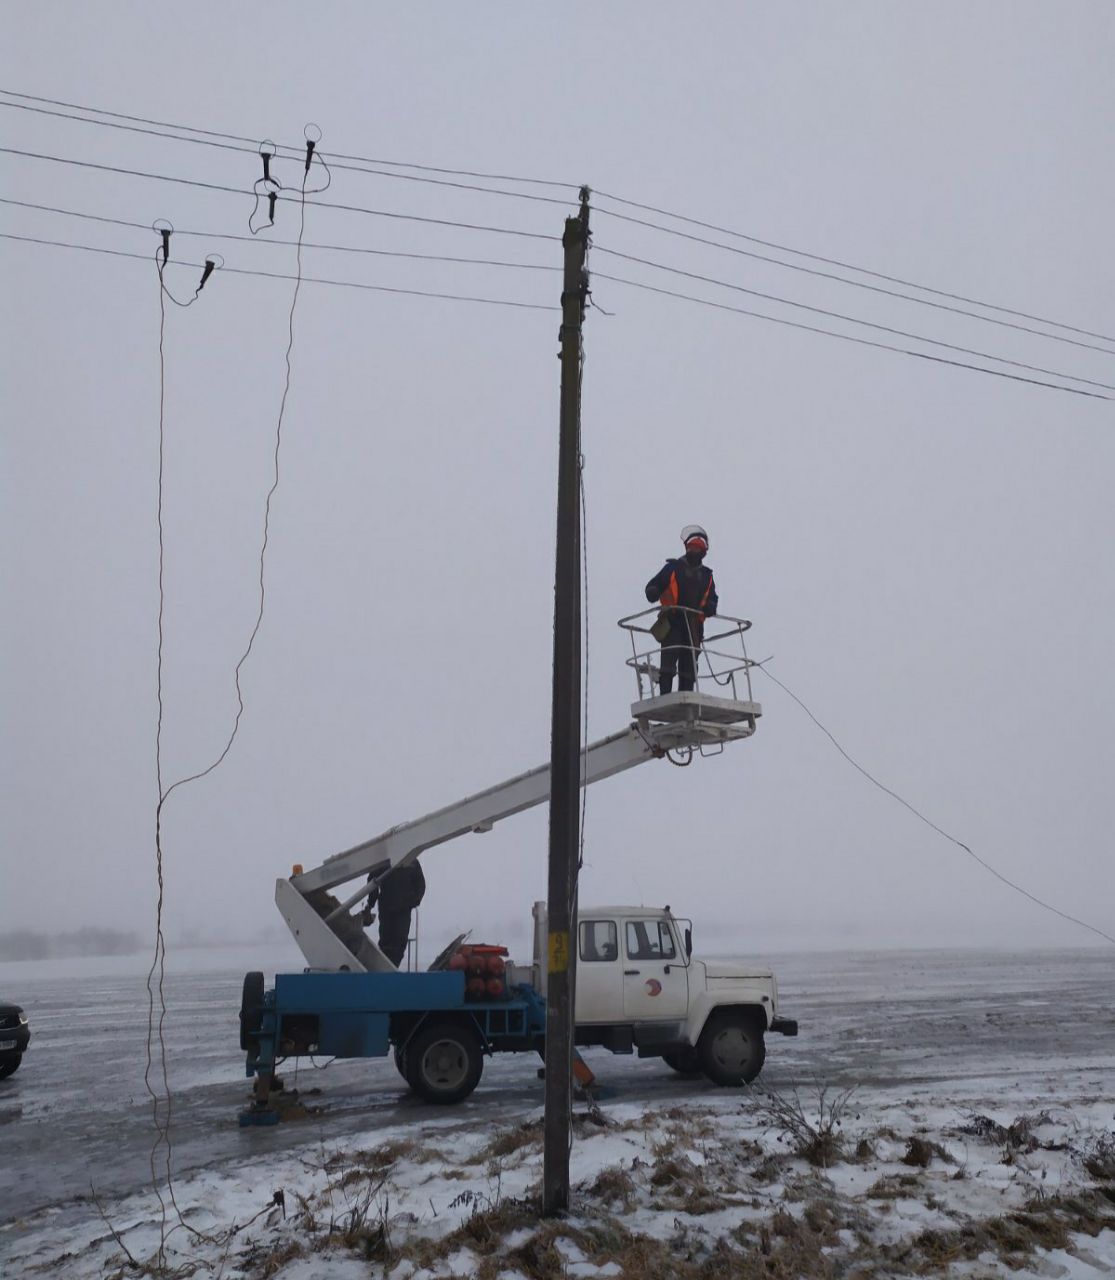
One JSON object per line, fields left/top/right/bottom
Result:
{"left": 645, "top": 558, "right": 718, "bottom": 644}
{"left": 377, "top": 863, "right": 426, "bottom": 913}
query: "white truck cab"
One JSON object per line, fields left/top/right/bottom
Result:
{"left": 537, "top": 905, "right": 797, "bottom": 1085}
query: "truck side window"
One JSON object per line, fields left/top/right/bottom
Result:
{"left": 579, "top": 920, "right": 618, "bottom": 963}
{"left": 625, "top": 920, "right": 677, "bottom": 961}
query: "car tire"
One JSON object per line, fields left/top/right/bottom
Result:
{"left": 698, "top": 1011, "right": 766, "bottom": 1086}
{"left": 239, "top": 972, "right": 265, "bottom": 1053}
{"left": 405, "top": 1021, "right": 483, "bottom": 1105}
{"left": 662, "top": 1046, "right": 701, "bottom": 1075}
{"left": 0, "top": 1054, "right": 21, "bottom": 1080}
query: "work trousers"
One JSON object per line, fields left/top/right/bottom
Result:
{"left": 659, "top": 641, "right": 698, "bottom": 694}
{"left": 379, "top": 911, "right": 412, "bottom": 967}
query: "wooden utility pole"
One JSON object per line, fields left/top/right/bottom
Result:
{"left": 543, "top": 188, "right": 591, "bottom": 1218}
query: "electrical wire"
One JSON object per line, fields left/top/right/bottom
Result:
{"left": 593, "top": 192, "right": 1115, "bottom": 349}
{"left": 0, "top": 146, "right": 559, "bottom": 241}
{"left": 752, "top": 661, "right": 1115, "bottom": 948}
{"left": 5, "top": 85, "right": 1105, "bottom": 347}
{"left": 0, "top": 86, "right": 578, "bottom": 189}
{"left": 594, "top": 249, "right": 1115, "bottom": 392}
{"left": 0, "top": 196, "right": 560, "bottom": 273}
{"left": 593, "top": 272, "right": 1115, "bottom": 403}
{"left": 594, "top": 238, "right": 1115, "bottom": 359}
{"left": 155, "top": 173, "right": 308, "bottom": 811}
{"left": 0, "top": 232, "right": 556, "bottom": 310}
{"left": 0, "top": 96, "right": 577, "bottom": 208}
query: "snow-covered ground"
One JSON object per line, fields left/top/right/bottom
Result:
{"left": 1, "top": 947, "right": 1112, "bottom": 1278}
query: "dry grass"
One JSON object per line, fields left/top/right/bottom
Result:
{"left": 901, "top": 1136, "right": 952, "bottom": 1168}
{"left": 477, "top": 1118, "right": 544, "bottom": 1163}
{"left": 880, "top": 1188, "right": 1115, "bottom": 1275}
{"left": 747, "top": 1081, "right": 857, "bottom": 1168}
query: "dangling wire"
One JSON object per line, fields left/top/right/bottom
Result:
{"left": 144, "top": 228, "right": 225, "bottom": 1264}
{"left": 753, "top": 660, "right": 1115, "bottom": 947}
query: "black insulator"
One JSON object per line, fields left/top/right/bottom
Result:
{"left": 199, "top": 259, "right": 216, "bottom": 291}
{"left": 262, "top": 153, "right": 272, "bottom": 183}
{"left": 304, "top": 139, "right": 316, "bottom": 173}
{"left": 160, "top": 228, "right": 172, "bottom": 265}
{"left": 267, "top": 192, "right": 278, "bottom": 224}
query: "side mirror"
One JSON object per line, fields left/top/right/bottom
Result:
{"left": 684, "top": 927, "right": 692, "bottom": 959}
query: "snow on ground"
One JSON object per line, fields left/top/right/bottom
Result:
{"left": 4, "top": 1066, "right": 1113, "bottom": 1277}
{"left": 2, "top": 948, "right": 1113, "bottom": 1277}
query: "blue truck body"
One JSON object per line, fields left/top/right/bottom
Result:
{"left": 241, "top": 969, "right": 549, "bottom": 1122}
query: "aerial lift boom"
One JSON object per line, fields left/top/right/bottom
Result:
{"left": 278, "top": 612, "right": 760, "bottom": 975}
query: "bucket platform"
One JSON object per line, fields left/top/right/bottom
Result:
{"left": 618, "top": 607, "right": 761, "bottom": 750}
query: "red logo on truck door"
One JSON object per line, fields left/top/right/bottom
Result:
{"left": 645, "top": 979, "right": 663, "bottom": 997}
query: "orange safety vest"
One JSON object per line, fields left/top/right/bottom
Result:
{"left": 659, "top": 568, "right": 715, "bottom": 630}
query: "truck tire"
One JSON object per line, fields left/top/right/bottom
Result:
{"left": 697, "top": 1011, "right": 766, "bottom": 1086}
{"left": 662, "top": 1046, "right": 701, "bottom": 1075}
{"left": 405, "top": 1021, "right": 483, "bottom": 1105}
{"left": 239, "top": 972, "right": 265, "bottom": 1052}
{"left": 393, "top": 1044, "right": 411, "bottom": 1085}
{"left": 0, "top": 1055, "right": 21, "bottom": 1080}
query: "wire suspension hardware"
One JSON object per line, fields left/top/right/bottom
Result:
{"left": 753, "top": 661, "right": 1115, "bottom": 948}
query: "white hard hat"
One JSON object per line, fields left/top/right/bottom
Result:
{"left": 680, "top": 524, "right": 709, "bottom": 547}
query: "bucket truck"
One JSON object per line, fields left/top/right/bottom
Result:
{"left": 239, "top": 611, "right": 797, "bottom": 1123}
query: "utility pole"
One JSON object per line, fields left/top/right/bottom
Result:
{"left": 543, "top": 187, "right": 591, "bottom": 1218}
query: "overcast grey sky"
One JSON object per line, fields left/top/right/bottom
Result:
{"left": 2, "top": 3, "right": 1113, "bottom": 962}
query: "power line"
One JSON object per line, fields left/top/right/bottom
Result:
{"left": 0, "top": 97, "right": 577, "bottom": 209}
{"left": 753, "top": 661, "right": 1115, "bottom": 948}
{"left": 0, "top": 232, "right": 557, "bottom": 310}
{"left": 594, "top": 223, "right": 1115, "bottom": 358}
{"left": 593, "top": 248, "right": 1115, "bottom": 393}
{"left": 0, "top": 196, "right": 560, "bottom": 273}
{"left": 0, "top": 85, "right": 578, "bottom": 190}
{"left": 5, "top": 232, "right": 1106, "bottom": 395}
{"left": 593, "top": 271, "right": 1114, "bottom": 402}
{"left": 0, "top": 145, "right": 559, "bottom": 242}
{"left": 593, "top": 191, "right": 1115, "bottom": 348}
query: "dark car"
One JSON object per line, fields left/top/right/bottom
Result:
{"left": 0, "top": 1003, "right": 30, "bottom": 1078}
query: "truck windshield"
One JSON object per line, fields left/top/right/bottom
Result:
{"left": 625, "top": 920, "right": 677, "bottom": 961}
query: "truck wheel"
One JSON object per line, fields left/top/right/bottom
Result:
{"left": 662, "top": 1047, "right": 701, "bottom": 1076}
{"left": 239, "top": 972, "right": 265, "bottom": 1052}
{"left": 0, "top": 1055, "right": 21, "bottom": 1080}
{"left": 698, "top": 1011, "right": 766, "bottom": 1086}
{"left": 406, "top": 1021, "right": 483, "bottom": 1105}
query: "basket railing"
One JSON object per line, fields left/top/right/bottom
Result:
{"left": 617, "top": 606, "right": 756, "bottom": 704}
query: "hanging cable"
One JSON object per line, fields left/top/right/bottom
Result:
{"left": 145, "top": 231, "right": 226, "bottom": 1264}
{"left": 140, "top": 140, "right": 315, "bottom": 1256}
{"left": 592, "top": 272, "right": 1115, "bottom": 403}
{"left": 592, "top": 192, "right": 1115, "bottom": 349}
{"left": 752, "top": 661, "right": 1115, "bottom": 947}
{"left": 156, "top": 141, "right": 313, "bottom": 814}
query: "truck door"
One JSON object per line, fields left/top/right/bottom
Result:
{"left": 574, "top": 918, "right": 621, "bottom": 1023}
{"left": 621, "top": 918, "right": 688, "bottom": 1020}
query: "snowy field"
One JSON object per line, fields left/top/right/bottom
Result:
{"left": 1, "top": 947, "right": 1113, "bottom": 1278}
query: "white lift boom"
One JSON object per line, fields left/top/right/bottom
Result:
{"left": 277, "top": 611, "right": 760, "bottom": 973}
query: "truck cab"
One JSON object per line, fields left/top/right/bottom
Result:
{"left": 570, "top": 906, "right": 796, "bottom": 1085}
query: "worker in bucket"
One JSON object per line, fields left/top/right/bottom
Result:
{"left": 644, "top": 524, "right": 718, "bottom": 695}
{"left": 362, "top": 861, "right": 426, "bottom": 967}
